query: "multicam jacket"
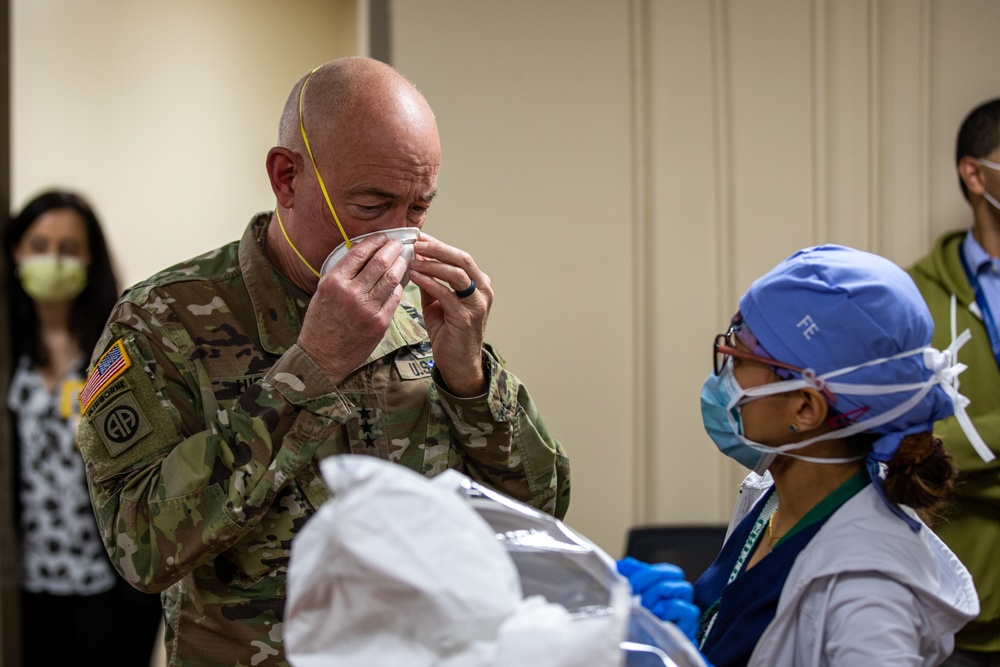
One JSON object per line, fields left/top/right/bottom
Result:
{"left": 77, "top": 213, "right": 571, "bottom": 667}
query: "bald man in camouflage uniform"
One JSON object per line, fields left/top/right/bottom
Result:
{"left": 77, "top": 57, "right": 570, "bottom": 667}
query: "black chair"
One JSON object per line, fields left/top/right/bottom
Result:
{"left": 624, "top": 525, "right": 728, "bottom": 582}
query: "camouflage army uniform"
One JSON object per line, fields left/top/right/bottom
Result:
{"left": 76, "top": 213, "right": 570, "bottom": 667}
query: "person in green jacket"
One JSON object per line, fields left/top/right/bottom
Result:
{"left": 908, "top": 97, "right": 1000, "bottom": 666}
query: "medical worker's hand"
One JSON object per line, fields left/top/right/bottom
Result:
{"left": 617, "top": 556, "right": 701, "bottom": 641}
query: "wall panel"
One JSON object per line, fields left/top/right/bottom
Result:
{"left": 392, "top": 0, "right": 1000, "bottom": 557}
{"left": 392, "top": 0, "right": 637, "bottom": 553}
{"left": 875, "top": 0, "right": 927, "bottom": 262}
{"left": 644, "top": 0, "right": 730, "bottom": 522}
{"left": 728, "top": 0, "right": 818, "bottom": 284}
{"left": 826, "top": 0, "right": 873, "bottom": 249}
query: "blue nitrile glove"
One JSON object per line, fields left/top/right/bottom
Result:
{"left": 617, "top": 556, "right": 701, "bottom": 641}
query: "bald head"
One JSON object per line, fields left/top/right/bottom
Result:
{"left": 277, "top": 57, "right": 437, "bottom": 156}
{"left": 265, "top": 57, "right": 441, "bottom": 292}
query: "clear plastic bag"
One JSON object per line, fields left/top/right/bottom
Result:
{"left": 285, "top": 455, "right": 706, "bottom": 667}
{"left": 438, "top": 470, "right": 707, "bottom": 667}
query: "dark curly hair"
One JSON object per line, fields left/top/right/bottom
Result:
{"left": 883, "top": 432, "right": 955, "bottom": 524}
{"left": 847, "top": 430, "right": 955, "bottom": 524}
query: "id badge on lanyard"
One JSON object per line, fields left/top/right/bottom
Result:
{"left": 959, "top": 252, "right": 1000, "bottom": 372}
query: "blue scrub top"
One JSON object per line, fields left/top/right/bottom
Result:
{"left": 693, "top": 471, "right": 869, "bottom": 667}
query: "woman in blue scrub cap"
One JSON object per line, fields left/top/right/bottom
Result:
{"left": 620, "top": 245, "right": 990, "bottom": 667}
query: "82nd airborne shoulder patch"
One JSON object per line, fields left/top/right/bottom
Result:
{"left": 90, "top": 391, "right": 152, "bottom": 457}
{"left": 80, "top": 338, "right": 154, "bottom": 458}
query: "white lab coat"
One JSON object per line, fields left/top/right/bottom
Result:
{"left": 727, "top": 473, "right": 979, "bottom": 667}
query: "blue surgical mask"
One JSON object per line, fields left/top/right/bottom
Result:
{"left": 701, "top": 348, "right": 936, "bottom": 471}
{"left": 700, "top": 366, "right": 776, "bottom": 474}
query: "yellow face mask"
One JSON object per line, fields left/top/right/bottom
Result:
{"left": 17, "top": 255, "right": 88, "bottom": 302}
{"left": 275, "top": 65, "right": 352, "bottom": 279}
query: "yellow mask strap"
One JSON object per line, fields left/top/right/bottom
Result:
{"left": 275, "top": 208, "right": 321, "bottom": 278}
{"left": 300, "top": 66, "right": 352, "bottom": 249}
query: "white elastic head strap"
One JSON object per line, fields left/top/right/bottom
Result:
{"left": 976, "top": 158, "right": 1000, "bottom": 209}
{"left": 729, "top": 330, "right": 994, "bottom": 463}
{"left": 933, "top": 324, "right": 995, "bottom": 463}
{"left": 945, "top": 296, "right": 994, "bottom": 461}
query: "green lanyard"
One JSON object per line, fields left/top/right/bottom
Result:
{"left": 697, "top": 471, "right": 870, "bottom": 649}
{"left": 729, "top": 494, "right": 778, "bottom": 583}
{"left": 698, "top": 494, "right": 778, "bottom": 648}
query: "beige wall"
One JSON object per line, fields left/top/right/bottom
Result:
{"left": 391, "top": 0, "right": 1000, "bottom": 556}
{"left": 12, "top": 0, "right": 358, "bottom": 289}
{"left": 7, "top": 0, "right": 1000, "bottom": 630}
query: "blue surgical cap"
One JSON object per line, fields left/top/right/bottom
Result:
{"left": 738, "top": 244, "right": 955, "bottom": 461}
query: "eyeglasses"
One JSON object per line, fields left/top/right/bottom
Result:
{"left": 713, "top": 328, "right": 802, "bottom": 378}
{"left": 713, "top": 325, "right": 838, "bottom": 402}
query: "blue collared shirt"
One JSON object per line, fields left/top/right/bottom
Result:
{"left": 962, "top": 230, "right": 1000, "bottom": 332}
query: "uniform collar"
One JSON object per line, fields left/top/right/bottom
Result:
{"left": 239, "top": 212, "right": 309, "bottom": 355}
{"left": 374, "top": 285, "right": 431, "bottom": 359}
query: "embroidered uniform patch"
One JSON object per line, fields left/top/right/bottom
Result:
{"left": 394, "top": 346, "right": 434, "bottom": 380}
{"left": 80, "top": 340, "right": 131, "bottom": 414}
{"left": 91, "top": 392, "right": 152, "bottom": 457}
{"left": 84, "top": 377, "right": 131, "bottom": 417}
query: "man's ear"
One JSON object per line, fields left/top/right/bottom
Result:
{"left": 266, "top": 147, "right": 300, "bottom": 209}
{"left": 792, "top": 387, "right": 829, "bottom": 433}
{"left": 958, "top": 155, "right": 987, "bottom": 198}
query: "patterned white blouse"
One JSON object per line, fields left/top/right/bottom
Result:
{"left": 7, "top": 356, "right": 115, "bottom": 595}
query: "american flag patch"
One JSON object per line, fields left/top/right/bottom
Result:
{"left": 80, "top": 339, "right": 132, "bottom": 414}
